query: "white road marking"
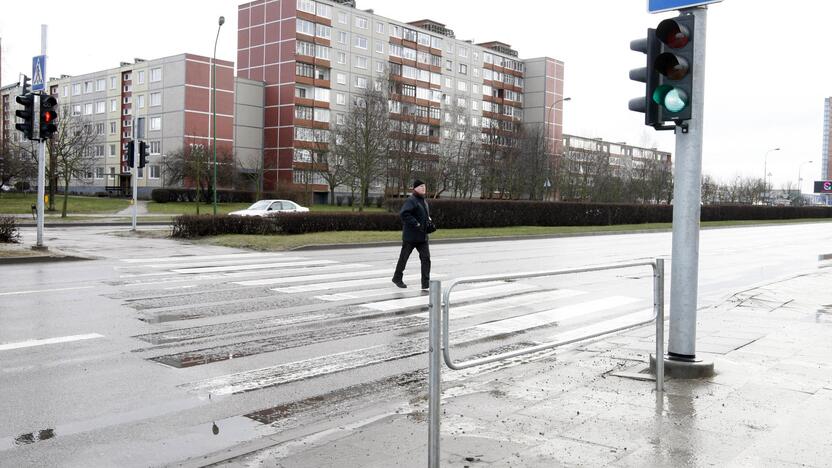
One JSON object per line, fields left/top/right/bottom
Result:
{"left": 0, "top": 286, "right": 95, "bottom": 297}
{"left": 314, "top": 274, "right": 447, "bottom": 300}
{"left": 476, "top": 296, "right": 642, "bottom": 334}
{"left": 414, "top": 288, "right": 587, "bottom": 320}
{"left": 145, "top": 256, "right": 309, "bottom": 270}
{"left": 0, "top": 333, "right": 104, "bottom": 351}
{"left": 238, "top": 269, "right": 391, "bottom": 287}
{"left": 360, "top": 282, "right": 539, "bottom": 312}
{"left": 119, "top": 253, "right": 290, "bottom": 264}
{"left": 172, "top": 260, "right": 335, "bottom": 274}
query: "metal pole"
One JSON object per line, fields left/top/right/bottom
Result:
{"left": 655, "top": 258, "right": 665, "bottom": 392}
{"left": 35, "top": 25, "right": 47, "bottom": 248}
{"left": 131, "top": 132, "right": 138, "bottom": 231}
{"left": 428, "top": 280, "right": 441, "bottom": 468}
{"left": 668, "top": 7, "right": 707, "bottom": 362}
{"left": 212, "top": 17, "right": 224, "bottom": 216}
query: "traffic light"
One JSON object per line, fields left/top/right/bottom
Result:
{"left": 15, "top": 93, "right": 36, "bottom": 141}
{"left": 126, "top": 140, "right": 135, "bottom": 167}
{"left": 629, "top": 13, "right": 695, "bottom": 130}
{"left": 39, "top": 95, "right": 58, "bottom": 140}
{"left": 628, "top": 30, "right": 661, "bottom": 127}
{"left": 138, "top": 141, "right": 148, "bottom": 168}
{"left": 653, "top": 14, "right": 695, "bottom": 124}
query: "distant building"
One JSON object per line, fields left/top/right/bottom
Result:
{"left": 237, "top": 0, "right": 565, "bottom": 198}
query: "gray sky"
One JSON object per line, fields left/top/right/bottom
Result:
{"left": 1, "top": 0, "right": 828, "bottom": 191}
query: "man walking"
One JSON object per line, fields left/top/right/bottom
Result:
{"left": 392, "top": 180, "right": 433, "bottom": 290}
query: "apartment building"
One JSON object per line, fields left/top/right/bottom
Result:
{"left": 1, "top": 83, "right": 24, "bottom": 148}
{"left": 237, "top": 0, "right": 565, "bottom": 196}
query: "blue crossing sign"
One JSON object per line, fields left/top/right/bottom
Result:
{"left": 31, "top": 55, "right": 46, "bottom": 92}
{"left": 648, "top": 0, "right": 722, "bottom": 13}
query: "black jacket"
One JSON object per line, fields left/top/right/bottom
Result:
{"left": 399, "top": 194, "right": 430, "bottom": 242}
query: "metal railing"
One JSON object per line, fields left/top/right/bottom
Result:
{"left": 427, "top": 258, "right": 665, "bottom": 468}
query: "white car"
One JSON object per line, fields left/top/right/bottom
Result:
{"left": 228, "top": 199, "right": 309, "bottom": 217}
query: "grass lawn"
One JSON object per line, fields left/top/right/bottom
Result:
{"left": 0, "top": 193, "right": 130, "bottom": 214}
{"left": 200, "top": 218, "right": 832, "bottom": 252}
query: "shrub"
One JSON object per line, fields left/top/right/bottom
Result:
{"left": 0, "top": 216, "right": 21, "bottom": 243}
{"left": 170, "top": 215, "right": 280, "bottom": 238}
{"left": 151, "top": 189, "right": 170, "bottom": 203}
{"left": 270, "top": 212, "right": 400, "bottom": 234}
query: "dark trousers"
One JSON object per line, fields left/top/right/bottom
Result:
{"left": 393, "top": 241, "right": 431, "bottom": 287}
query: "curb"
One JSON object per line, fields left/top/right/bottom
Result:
{"left": 0, "top": 254, "right": 93, "bottom": 265}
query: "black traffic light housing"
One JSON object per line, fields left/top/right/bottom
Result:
{"left": 15, "top": 93, "right": 36, "bottom": 140}
{"left": 629, "top": 12, "right": 695, "bottom": 131}
{"left": 126, "top": 140, "right": 135, "bottom": 168}
{"left": 39, "top": 94, "right": 58, "bottom": 140}
{"left": 138, "top": 141, "right": 148, "bottom": 168}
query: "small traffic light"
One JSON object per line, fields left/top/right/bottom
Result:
{"left": 20, "top": 75, "right": 31, "bottom": 95}
{"left": 629, "top": 13, "right": 695, "bottom": 130}
{"left": 126, "top": 140, "right": 135, "bottom": 167}
{"left": 138, "top": 141, "right": 148, "bottom": 168}
{"left": 653, "top": 14, "right": 695, "bottom": 124}
{"left": 15, "top": 93, "right": 36, "bottom": 141}
{"left": 39, "top": 95, "right": 58, "bottom": 140}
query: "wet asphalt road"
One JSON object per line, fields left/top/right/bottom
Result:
{"left": 0, "top": 223, "right": 830, "bottom": 467}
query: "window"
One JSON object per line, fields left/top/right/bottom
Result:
{"left": 95, "top": 123, "right": 106, "bottom": 134}
{"left": 336, "top": 93, "right": 346, "bottom": 105}
{"left": 137, "top": 95, "right": 145, "bottom": 108}
{"left": 376, "top": 61, "right": 385, "bottom": 73}
{"left": 338, "top": 31, "right": 347, "bottom": 44}
{"left": 95, "top": 167, "right": 104, "bottom": 179}
{"left": 471, "top": 100, "right": 479, "bottom": 111}
{"left": 445, "top": 60, "right": 453, "bottom": 71}
{"left": 338, "top": 11, "right": 347, "bottom": 24}
{"left": 315, "top": 24, "right": 331, "bottom": 40}
{"left": 297, "top": 0, "right": 315, "bottom": 13}
{"left": 296, "top": 40, "right": 315, "bottom": 57}
{"left": 296, "top": 62, "right": 315, "bottom": 78}
{"left": 96, "top": 79, "right": 106, "bottom": 91}
{"left": 297, "top": 18, "right": 314, "bottom": 36}
{"left": 110, "top": 144, "right": 117, "bottom": 156}
{"left": 314, "top": 108, "right": 330, "bottom": 122}
{"left": 431, "top": 36, "right": 442, "bottom": 49}
{"left": 137, "top": 167, "right": 144, "bottom": 178}
{"left": 110, "top": 122, "right": 117, "bottom": 134}
{"left": 336, "top": 73, "right": 346, "bottom": 85}
{"left": 96, "top": 101, "right": 106, "bottom": 113}
{"left": 72, "top": 83, "right": 81, "bottom": 95}
{"left": 315, "top": 45, "right": 329, "bottom": 61}
{"left": 150, "top": 141, "right": 161, "bottom": 154}
{"left": 84, "top": 81, "right": 93, "bottom": 93}
{"left": 472, "top": 84, "right": 479, "bottom": 95}
{"left": 457, "top": 81, "right": 468, "bottom": 92}
{"left": 337, "top": 52, "right": 346, "bottom": 64}
{"left": 336, "top": 113, "right": 345, "bottom": 125}
{"left": 402, "top": 84, "right": 416, "bottom": 97}
{"left": 354, "top": 35, "right": 368, "bottom": 49}
{"left": 295, "top": 85, "right": 311, "bottom": 99}
{"left": 444, "top": 77, "right": 452, "bottom": 88}
{"left": 149, "top": 165, "right": 160, "bottom": 179}
{"left": 62, "top": 86, "right": 69, "bottom": 97}
{"left": 149, "top": 116, "right": 161, "bottom": 130}
{"left": 459, "top": 64, "right": 467, "bottom": 75}
{"left": 458, "top": 47, "right": 468, "bottom": 58}
{"left": 137, "top": 70, "right": 145, "bottom": 84}
{"left": 295, "top": 105, "right": 313, "bottom": 120}
{"left": 110, "top": 98, "right": 118, "bottom": 112}
{"left": 354, "top": 55, "right": 368, "bottom": 69}
{"left": 316, "top": 2, "right": 331, "bottom": 18}
{"left": 294, "top": 148, "right": 313, "bottom": 162}
{"left": 457, "top": 97, "right": 466, "bottom": 107}
{"left": 150, "top": 92, "right": 161, "bottom": 106}
{"left": 110, "top": 76, "right": 117, "bottom": 89}
{"left": 376, "top": 22, "right": 385, "bottom": 34}
{"left": 314, "top": 87, "right": 330, "bottom": 102}
{"left": 355, "top": 16, "right": 368, "bottom": 29}
{"left": 375, "top": 41, "right": 384, "bottom": 54}
{"left": 150, "top": 68, "right": 162, "bottom": 82}
{"left": 84, "top": 103, "right": 93, "bottom": 115}
{"left": 354, "top": 76, "right": 368, "bottom": 89}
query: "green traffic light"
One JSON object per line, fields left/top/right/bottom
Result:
{"left": 653, "top": 85, "right": 688, "bottom": 113}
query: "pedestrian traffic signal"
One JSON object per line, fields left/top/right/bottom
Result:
{"left": 39, "top": 95, "right": 58, "bottom": 140}
{"left": 653, "top": 15, "right": 694, "bottom": 124}
{"left": 126, "top": 140, "right": 135, "bottom": 167}
{"left": 138, "top": 141, "right": 148, "bottom": 168}
{"left": 15, "top": 93, "right": 36, "bottom": 141}
{"left": 629, "top": 13, "right": 695, "bottom": 130}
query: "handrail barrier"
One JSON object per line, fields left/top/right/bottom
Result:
{"left": 427, "top": 258, "right": 665, "bottom": 468}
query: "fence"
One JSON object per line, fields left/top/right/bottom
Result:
{"left": 427, "top": 259, "right": 665, "bottom": 467}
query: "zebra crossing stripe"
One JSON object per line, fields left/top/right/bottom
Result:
{"left": 172, "top": 260, "right": 336, "bottom": 274}
{"left": 414, "top": 288, "right": 587, "bottom": 320}
{"left": 119, "top": 253, "right": 290, "bottom": 264}
{"left": 477, "top": 296, "right": 643, "bottom": 334}
{"left": 359, "top": 282, "right": 538, "bottom": 312}
{"left": 236, "top": 269, "right": 391, "bottom": 287}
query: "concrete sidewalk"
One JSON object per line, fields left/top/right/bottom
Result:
{"left": 222, "top": 266, "right": 832, "bottom": 467}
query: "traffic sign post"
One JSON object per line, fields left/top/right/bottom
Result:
{"left": 31, "top": 55, "right": 46, "bottom": 92}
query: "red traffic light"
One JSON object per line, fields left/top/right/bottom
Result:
{"left": 44, "top": 111, "right": 55, "bottom": 123}
{"left": 656, "top": 19, "right": 690, "bottom": 49}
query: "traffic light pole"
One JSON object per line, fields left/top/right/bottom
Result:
{"left": 667, "top": 7, "right": 711, "bottom": 373}
{"left": 35, "top": 95, "right": 45, "bottom": 248}
{"left": 132, "top": 134, "right": 139, "bottom": 231}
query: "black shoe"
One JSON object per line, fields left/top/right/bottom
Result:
{"left": 421, "top": 283, "right": 430, "bottom": 290}
{"left": 393, "top": 280, "right": 407, "bottom": 288}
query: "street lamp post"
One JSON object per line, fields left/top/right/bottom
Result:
{"left": 546, "top": 97, "right": 571, "bottom": 201}
{"left": 212, "top": 15, "right": 225, "bottom": 216}
{"left": 798, "top": 159, "right": 813, "bottom": 199}
{"left": 763, "top": 147, "right": 780, "bottom": 198}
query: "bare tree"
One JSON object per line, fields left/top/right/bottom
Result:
{"left": 164, "top": 138, "right": 234, "bottom": 214}
{"left": 333, "top": 85, "right": 390, "bottom": 212}
{"left": 517, "top": 124, "right": 550, "bottom": 200}
{"left": 0, "top": 140, "right": 37, "bottom": 196}
{"left": 701, "top": 174, "right": 719, "bottom": 205}
{"left": 235, "top": 153, "right": 265, "bottom": 201}
{"left": 44, "top": 111, "right": 100, "bottom": 217}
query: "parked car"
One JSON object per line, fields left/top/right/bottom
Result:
{"left": 228, "top": 199, "right": 309, "bottom": 217}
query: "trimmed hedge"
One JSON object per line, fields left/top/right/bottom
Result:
{"left": 171, "top": 215, "right": 280, "bottom": 238}
{"left": 170, "top": 212, "right": 400, "bottom": 238}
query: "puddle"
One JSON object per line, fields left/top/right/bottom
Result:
{"left": 14, "top": 429, "right": 55, "bottom": 446}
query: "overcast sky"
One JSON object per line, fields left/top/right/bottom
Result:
{"left": 1, "top": 0, "right": 828, "bottom": 191}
